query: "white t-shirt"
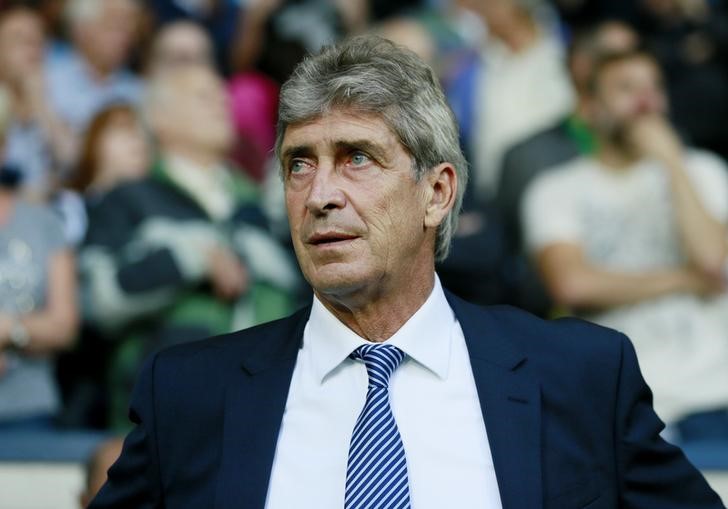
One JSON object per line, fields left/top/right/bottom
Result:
{"left": 522, "top": 151, "right": 728, "bottom": 423}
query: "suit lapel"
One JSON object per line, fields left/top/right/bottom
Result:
{"left": 447, "top": 293, "right": 543, "bottom": 509}
{"left": 215, "top": 307, "right": 310, "bottom": 509}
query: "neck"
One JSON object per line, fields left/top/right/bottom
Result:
{"left": 316, "top": 255, "right": 437, "bottom": 343}
{"left": 163, "top": 146, "right": 221, "bottom": 170}
{"left": 596, "top": 139, "right": 640, "bottom": 170}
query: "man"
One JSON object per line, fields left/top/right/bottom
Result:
{"left": 81, "top": 65, "right": 298, "bottom": 430}
{"left": 523, "top": 49, "right": 728, "bottom": 441}
{"left": 498, "top": 20, "right": 639, "bottom": 315}
{"left": 47, "top": 0, "right": 143, "bottom": 133}
{"left": 90, "top": 37, "right": 723, "bottom": 508}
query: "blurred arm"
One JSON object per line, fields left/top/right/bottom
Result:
{"left": 535, "top": 242, "right": 720, "bottom": 310}
{"left": 0, "top": 250, "right": 79, "bottom": 355}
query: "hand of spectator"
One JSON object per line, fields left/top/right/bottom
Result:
{"left": 207, "top": 245, "right": 249, "bottom": 302}
{"left": 628, "top": 115, "right": 684, "bottom": 167}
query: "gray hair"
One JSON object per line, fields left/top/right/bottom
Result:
{"left": 276, "top": 35, "right": 468, "bottom": 261}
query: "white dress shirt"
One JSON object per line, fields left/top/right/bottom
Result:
{"left": 265, "top": 277, "right": 503, "bottom": 508}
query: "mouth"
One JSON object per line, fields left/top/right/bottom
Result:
{"left": 307, "top": 232, "right": 359, "bottom": 246}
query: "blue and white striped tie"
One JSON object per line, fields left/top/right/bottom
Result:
{"left": 345, "top": 344, "right": 410, "bottom": 509}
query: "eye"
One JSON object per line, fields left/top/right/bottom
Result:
{"left": 350, "top": 152, "right": 370, "bottom": 167}
{"left": 289, "top": 159, "right": 312, "bottom": 175}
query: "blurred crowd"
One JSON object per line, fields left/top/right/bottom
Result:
{"left": 0, "top": 0, "right": 727, "bottom": 485}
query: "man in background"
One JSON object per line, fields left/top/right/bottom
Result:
{"left": 523, "top": 49, "right": 728, "bottom": 439}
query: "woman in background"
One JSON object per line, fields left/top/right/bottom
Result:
{"left": 0, "top": 86, "right": 78, "bottom": 429}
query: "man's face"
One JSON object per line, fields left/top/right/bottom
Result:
{"left": 0, "top": 11, "right": 45, "bottom": 82}
{"left": 150, "top": 23, "right": 213, "bottom": 74}
{"left": 159, "top": 69, "right": 234, "bottom": 154}
{"left": 76, "top": 0, "right": 139, "bottom": 73}
{"left": 282, "top": 109, "right": 435, "bottom": 301}
{"left": 589, "top": 57, "right": 667, "bottom": 146}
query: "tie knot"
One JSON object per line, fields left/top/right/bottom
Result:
{"left": 351, "top": 344, "right": 405, "bottom": 388}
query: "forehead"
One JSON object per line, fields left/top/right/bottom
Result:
{"left": 281, "top": 109, "right": 401, "bottom": 152}
{"left": 598, "top": 57, "right": 661, "bottom": 88}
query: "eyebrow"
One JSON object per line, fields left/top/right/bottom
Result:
{"left": 281, "top": 139, "right": 390, "bottom": 164}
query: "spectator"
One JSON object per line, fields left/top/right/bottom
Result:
{"left": 69, "top": 104, "right": 151, "bottom": 200}
{"left": 0, "top": 83, "right": 79, "bottom": 430}
{"left": 47, "top": 0, "right": 144, "bottom": 135}
{"left": 147, "top": 0, "right": 243, "bottom": 75}
{"left": 522, "top": 49, "right": 728, "bottom": 438}
{"left": 80, "top": 66, "right": 299, "bottom": 429}
{"left": 0, "top": 5, "right": 75, "bottom": 200}
{"left": 79, "top": 437, "right": 124, "bottom": 508}
{"left": 56, "top": 104, "right": 151, "bottom": 428}
{"left": 498, "top": 20, "right": 638, "bottom": 314}
{"left": 456, "top": 0, "right": 574, "bottom": 199}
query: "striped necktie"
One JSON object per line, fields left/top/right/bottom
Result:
{"left": 345, "top": 344, "right": 410, "bottom": 509}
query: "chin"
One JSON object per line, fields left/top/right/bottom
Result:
{"left": 305, "top": 262, "right": 376, "bottom": 299}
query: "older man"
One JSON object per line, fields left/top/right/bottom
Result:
{"left": 81, "top": 65, "right": 298, "bottom": 430}
{"left": 90, "top": 37, "right": 723, "bottom": 508}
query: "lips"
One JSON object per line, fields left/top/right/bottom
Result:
{"left": 307, "top": 232, "right": 359, "bottom": 246}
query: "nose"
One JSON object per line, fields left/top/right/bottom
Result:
{"left": 305, "top": 161, "right": 346, "bottom": 216}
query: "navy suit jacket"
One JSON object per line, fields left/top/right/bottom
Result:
{"left": 90, "top": 293, "right": 725, "bottom": 508}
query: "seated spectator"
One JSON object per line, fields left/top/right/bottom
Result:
{"left": 147, "top": 0, "right": 243, "bottom": 75}
{"left": 80, "top": 436, "right": 124, "bottom": 508}
{"left": 522, "top": 49, "right": 728, "bottom": 438}
{"left": 0, "top": 5, "right": 75, "bottom": 200}
{"left": 498, "top": 20, "right": 638, "bottom": 314}
{"left": 455, "top": 0, "right": 574, "bottom": 199}
{"left": 46, "top": 0, "right": 144, "bottom": 135}
{"left": 56, "top": 104, "right": 151, "bottom": 428}
{"left": 69, "top": 104, "right": 151, "bottom": 202}
{"left": 0, "top": 84, "right": 79, "bottom": 429}
{"left": 80, "top": 66, "right": 300, "bottom": 430}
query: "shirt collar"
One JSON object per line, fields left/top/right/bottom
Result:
{"left": 307, "top": 275, "right": 454, "bottom": 384}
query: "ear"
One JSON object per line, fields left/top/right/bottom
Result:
{"left": 424, "top": 162, "right": 457, "bottom": 229}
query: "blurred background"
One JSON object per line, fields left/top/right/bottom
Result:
{"left": 0, "top": 0, "right": 726, "bottom": 506}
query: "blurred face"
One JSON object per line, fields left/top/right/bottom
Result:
{"left": 589, "top": 56, "right": 667, "bottom": 147}
{"left": 570, "top": 23, "right": 639, "bottom": 94}
{"left": 156, "top": 68, "right": 234, "bottom": 154}
{"left": 96, "top": 116, "right": 150, "bottom": 188}
{"left": 76, "top": 0, "right": 140, "bottom": 74}
{"left": 0, "top": 10, "right": 45, "bottom": 83}
{"left": 282, "top": 109, "right": 435, "bottom": 302}
{"left": 150, "top": 22, "right": 213, "bottom": 75}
